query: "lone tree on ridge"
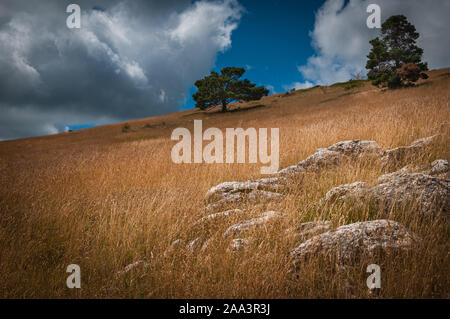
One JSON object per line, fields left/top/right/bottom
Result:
{"left": 193, "top": 67, "right": 269, "bottom": 112}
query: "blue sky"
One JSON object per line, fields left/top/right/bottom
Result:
{"left": 181, "top": 0, "right": 325, "bottom": 110}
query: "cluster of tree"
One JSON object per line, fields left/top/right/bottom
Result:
{"left": 366, "top": 15, "right": 428, "bottom": 88}
{"left": 193, "top": 15, "right": 428, "bottom": 112}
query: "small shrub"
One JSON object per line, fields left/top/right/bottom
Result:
{"left": 396, "top": 62, "right": 428, "bottom": 87}
{"left": 122, "top": 123, "right": 131, "bottom": 133}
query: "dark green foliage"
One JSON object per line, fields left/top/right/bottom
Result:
{"left": 193, "top": 67, "right": 269, "bottom": 112}
{"left": 366, "top": 15, "right": 428, "bottom": 89}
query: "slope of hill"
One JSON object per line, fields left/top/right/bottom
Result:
{"left": 0, "top": 68, "right": 448, "bottom": 298}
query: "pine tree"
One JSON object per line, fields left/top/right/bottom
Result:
{"left": 366, "top": 15, "right": 428, "bottom": 88}
{"left": 193, "top": 67, "right": 269, "bottom": 112}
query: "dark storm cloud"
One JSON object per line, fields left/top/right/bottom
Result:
{"left": 0, "top": 0, "right": 243, "bottom": 139}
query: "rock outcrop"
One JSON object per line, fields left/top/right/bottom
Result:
{"left": 321, "top": 182, "right": 369, "bottom": 205}
{"left": 291, "top": 220, "right": 420, "bottom": 267}
{"left": 193, "top": 209, "right": 244, "bottom": 226}
{"left": 381, "top": 135, "right": 439, "bottom": 167}
{"left": 321, "top": 162, "right": 449, "bottom": 218}
{"left": 228, "top": 238, "right": 254, "bottom": 253}
{"left": 286, "top": 221, "right": 332, "bottom": 244}
{"left": 223, "top": 211, "right": 282, "bottom": 238}
{"left": 204, "top": 136, "right": 444, "bottom": 214}
{"left": 204, "top": 139, "right": 385, "bottom": 212}
{"left": 205, "top": 189, "right": 283, "bottom": 212}
{"left": 195, "top": 135, "right": 445, "bottom": 261}
{"left": 187, "top": 237, "right": 209, "bottom": 253}
{"left": 278, "top": 139, "right": 383, "bottom": 176}
{"left": 205, "top": 178, "right": 286, "bottom": 202}
{"left": 373, "top": 171, "right": 449, "bottom": 216}
{"left": 424, "top": 159, "right": 449, "bottom": 178}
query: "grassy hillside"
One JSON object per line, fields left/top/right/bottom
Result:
{"left": 0, "top": 68, "right": 448, "bottom": 298}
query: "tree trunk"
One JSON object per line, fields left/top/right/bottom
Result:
{"left": 221, "top": 100, "right": 227, "bottom": 112}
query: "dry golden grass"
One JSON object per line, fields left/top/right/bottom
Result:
{"left": 0, "top": 69, "right": 449, "bottom": 298}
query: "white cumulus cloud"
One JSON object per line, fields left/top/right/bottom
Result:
{"left": 297, "top": 0, "right": 450, "bottom": 85}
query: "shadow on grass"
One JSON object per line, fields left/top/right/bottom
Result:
{"left": 318, "top": 92, "right": 357, "bottom": 104}
{"left": 197, "top": 104, "right": 268, "bottom": 116}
